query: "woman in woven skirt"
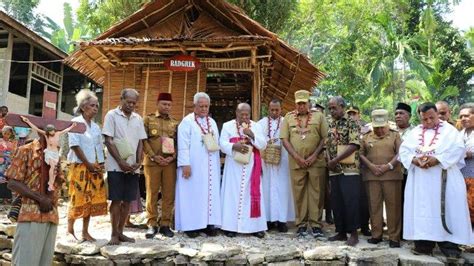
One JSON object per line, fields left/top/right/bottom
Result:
{"left": 67, "top": 89, "right": 107, "bottom": 241}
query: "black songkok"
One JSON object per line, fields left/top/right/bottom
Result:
{"left": 396, "top": 102, "right": 411, "bottom": 114}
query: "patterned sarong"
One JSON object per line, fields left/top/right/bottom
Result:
{"left": 466, "top": 178, "right": 474, "bottom": 225}
{"left": 67, "top": 163, "right": 107, "bottom": 219}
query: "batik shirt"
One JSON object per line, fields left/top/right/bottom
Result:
{"left": 5, "top": 139, "right": 62, "bottom": 224}
{"left": 327, "top": 114, "right": 361, "bottom": 176}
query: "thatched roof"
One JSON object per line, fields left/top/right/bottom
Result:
{"left": 65, "top": 0, "right": 325, "bottom": 106}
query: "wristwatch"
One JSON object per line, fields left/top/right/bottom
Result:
{"left": 387, "top": 162, "right": 394, "bottom": 170}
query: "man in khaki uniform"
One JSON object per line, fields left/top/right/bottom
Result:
{"left": 143, "top": 92, "right": 178, "bottom": 238}
{"left": 360, "top": 109, "right": 402, "bottom": 248}
{"left": 281, "top": 90, "right": 328, "bottom": 238}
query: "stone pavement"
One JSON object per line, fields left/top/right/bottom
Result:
{"left": 0, "top": 201, "right": 472, "bottom": 265}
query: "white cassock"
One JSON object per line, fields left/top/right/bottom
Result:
{"left": 257, "top": 116, "right": 295, "bottom": 223}
{"left": 175, "top": 113, "right": 222, "bottom": 231}
{"left": 399, "top": 121, "right": 473, "bottom": 244}
{"left": 220, "top": 119, "right": 267, "bottom": 233}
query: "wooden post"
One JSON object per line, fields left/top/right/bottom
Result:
{"left": 168, "top": 71, "right": 173, "bottom": 93}
{"left": 25, "top": 45, "right": 33, "bottom": 104}
{"left": 182, "top": 71, "right": 188, "bottom": 117}
{"left": 252, "top": 63, "right": 261, "bottom": 120}
{"left": 1, "top": 33, "right": 13, "bottom": 106}
{"left": 196, "top": 69, "right": 201, "bottom": 93}
{"left": 142, "top": 66, "right": 150, "bottom": 117}
{"left": 57, "top": 64, "right": 64, "bottom": 116}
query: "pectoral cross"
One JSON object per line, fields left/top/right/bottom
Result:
{"left": 5, "top": 90, "right": 86, "bottom": 195}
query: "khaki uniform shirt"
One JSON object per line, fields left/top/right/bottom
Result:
{"left": 327, "top": 114, "right": 360, "bottom": 176}
{"left": 360, "top": 130, "right": 402, "bottom": 181}
{"left": 280, "top": 110, "right": 328, "bottom": 170}
{"left": 143, "top": 112, "right": 178, "bottom": 166}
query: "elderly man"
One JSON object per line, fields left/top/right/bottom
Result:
{"left": 281, "top": 91, "right": 327, "bottom": 237}
{"left": 220, "top": 103, "right": 267, "bottom": 238}
{"left": 175, "top": 92, "right": 222, "bottom": 238}
{"left": 326, "top": 96, "right": 361, "bottom": 246}
{"left": 395, "top": 102, "right": 414, "bottom": 141}
{"left": 258, "top": 99, "right": 295, "bottom": 232}
{"left": 436, "top": 101, "right": 455, "bottom": 126}
{"left": 399, "top": 102, "right": 472, "bottom": 257}
{"left": 143, "top": 92, "right": 178, "bottom": 238}
{"left": 103, "top": 88, "right": 147, "bottom": 245}
{"left": 6, "top": 140, "right": 62, "bottom": 265}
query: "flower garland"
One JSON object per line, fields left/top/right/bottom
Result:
{"left": 267, "top": 116, "right": 281, "bottom": 141}
{"left": 417, "top": 122, "right": 442, "bottom": 155}
{"left": 195, "top": 115, "right": 212, "bottom": 135}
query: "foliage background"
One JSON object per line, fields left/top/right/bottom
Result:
{"left": 1, "top": 0, "right": 472, "bottom": 119}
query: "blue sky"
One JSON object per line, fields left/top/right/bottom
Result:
{"left": 37, "top": 0, "right": 473, "bottom": 32}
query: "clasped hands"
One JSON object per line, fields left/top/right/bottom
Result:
{"left": 412, "top": 155, "right": 439, "bottom": 169}
{"left": 295, "top": 153, "right": 318, "bottom": 168}
{"left": 368, "top": 163, "right": 391, "bottom": 176}
{"left": 152, "top": 155, "right": 174, "bottom": 166}
{"left": 118, "top": 161, "right": 141, "bottom": 173}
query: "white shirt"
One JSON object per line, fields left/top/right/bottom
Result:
{"left": 67, "top": 115, "right": 105, "bottom": 163}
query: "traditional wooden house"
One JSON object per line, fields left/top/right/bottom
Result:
{"left": 65, "top": 0, "right": 324, "bottom": 127}
{"left": 0, "top": 11, "right": 100, "bottom": 120}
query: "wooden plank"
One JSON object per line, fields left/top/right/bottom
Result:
{"left": 182, "top": 71, "right": 188, "bottom": 117}
{"left": 142, "top": 66, "right": 150, "bottom": 117}
{"left": 168, "top": 71, "right": 173, "bottom": 93}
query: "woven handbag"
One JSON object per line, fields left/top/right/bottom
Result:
{"left": 263, "top": 144, "right": 281, "bottom": 165}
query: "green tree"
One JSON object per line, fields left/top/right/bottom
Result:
{"left": 227, "top": 0, "right": 297, "bottom": 34}
{"left": 0, "top": 0, "right": 39, "bottom": 25}
{"left": 76, "top": 0, "right": 149, "bottom": 38}
{"left": 49, "top": 3, "right": 88, "bottom": 53}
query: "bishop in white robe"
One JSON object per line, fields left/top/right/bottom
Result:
{"left": 257, "top": 112, "right": 295, "bottom": 229}
{"left": 220, "top": 103, "right": 267, "bottom": 237}
{"left": 399, "top": 103, "right": 473, "bottom": 255}
{"left": 175, "top": 93, "right": 221, "bottom": 238}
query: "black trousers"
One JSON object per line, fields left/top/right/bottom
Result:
{"left": 330, "top": 174, "right": 361, "bottom": 233}
{"left": 401, "top": 173, "right": 408, "bottom": 237}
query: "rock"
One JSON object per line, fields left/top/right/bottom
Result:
{"left": 348, "top": 249, "right": 398, "bottom": 266}
{"left": 247, "top": 253, "right": 265, "bottom": 264}
{"left": 0, "top": 238, "right": 12, "bottom": 250}
{"left": 303, "top": 246, "right": 347, "bottom": 261}
{"left": 0, "top": 224, "right": 15, "bottom": 238}
{"left": 397, "top": 248, "right": 444, "bottom": 266}
{"left": 267, "top": 259, "right": 304, "bottom": 265}
{"left": 100, "top": 240, "right": 177, "bottom": 260}
{"left": 64, "top": 254, "right": 114, "bottom": 266}
{"left": 189, "top": 258, "right": 207, "bottom": 265}
{"left": 177, "top": 247, "right": 198, "bottom": 257}
{"left": 461, "top": 252, "right": 474, "bottom": 264}
{"left": 226, "top": 254, "right": 247, "bottom": 265}
{"left": 112, "top": 259, "right": 131, "bottom": 266}
{"left": 433, "top": 252, "right": 465, "bottom": 265}
{"left": 174, "top": 254, "right": 189, "bottom": 264}
{"left": 305, "top": 261, "right": 345, "bottom": 266}
{"left": 55, "top": 238, "right": 108, "bottom": 255}
{"left": 197, "top": 243, "right": 241, "bottom": 261}
{"left": 1, "top": 253, "right": 10, "bottom": 261}
{"left": 52, "top": 261, "right": 67, "bottom": 266}
{"left": 265, "top": 248, "right": 300, "bottom": 263}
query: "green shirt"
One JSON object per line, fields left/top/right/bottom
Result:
{"left": 327, "top": 114, "right": 360, "bottom": 176}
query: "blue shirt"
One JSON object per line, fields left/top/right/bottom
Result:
{"left": 67, "top": 115, "right": 105, "bottom": 164}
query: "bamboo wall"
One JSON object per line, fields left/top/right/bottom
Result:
{"left": 103, "top": 66, "right": 207, "bottom": 120}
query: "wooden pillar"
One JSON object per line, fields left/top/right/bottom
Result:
{"left": 1, "top": 33, "right": 13, "bottom": 106}
{"left": 25, "top": 45, "right": 33, "bottom": 102}
{"left": 142, "top": 66, "right": 150, "bottom": 117}
{"left": 57, "top": 64, "right": 64, "bottom": 116}
{"left": 252, "top": 63, "right": 261, "bottom": 120}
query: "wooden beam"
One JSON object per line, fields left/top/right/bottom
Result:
{"left": 168, "top": 71, "right": 173, "bottom": 93}
{"left": 105, "top": 45, "right": 256, "bottom": 53}
{"left": 92, "top": 47, "right": 116, "bottom": 67}
{"left": 25, "top": 44, "right": 33, "bottom": 102}
{"left": 196, "top": 69, "right": 200, "bottom": 92}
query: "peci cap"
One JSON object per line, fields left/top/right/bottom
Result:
{"left": 314, "top": 102, "right": 325, "bottom": 110}
{"left": 346, "top": 106, "right": 360, "bottom": 114}
{"left": 157, "top": 92, "right": 172, "bottom": 101}
{"left": 395, "top": 102, "right": 411, "bottom": 114}
{"left": 295, "top": 90, "right": 310, "bottom": 103}
{"left": 371, "top": 109, "right": 389, "bottom": 128}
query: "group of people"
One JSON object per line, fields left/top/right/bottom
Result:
{"left": 3, "top": 86, "right": 474, "bottom": 265}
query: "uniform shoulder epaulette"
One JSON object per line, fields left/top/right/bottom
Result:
{"left": 285, "top": 111, "right": 296, "bottom": 117}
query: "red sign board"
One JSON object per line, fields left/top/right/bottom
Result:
{"left": 164, "top": 55, "right": 201, "bottom": 72}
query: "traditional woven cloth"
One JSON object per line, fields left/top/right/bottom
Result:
{"left": 67, "top": 163, "right": 107, "bottom": 219}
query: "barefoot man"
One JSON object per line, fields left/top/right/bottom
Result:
{"left": 102, "top": 88, "right": 147, "bottom": 245}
